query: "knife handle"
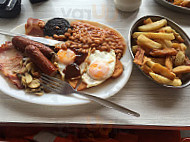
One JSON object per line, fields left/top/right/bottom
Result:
{"left": 0, "top": 29, "right": 24, "bottom": 37}
{"left": 0, "top": 29, "right": 63, "bottom": 46}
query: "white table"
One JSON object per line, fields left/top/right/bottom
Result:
{"left": 0, "top": 0, "right": 190, "bottom": 128}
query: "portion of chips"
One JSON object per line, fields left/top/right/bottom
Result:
{"left": 167, "top": 0, "right": 190, "bottom": 8}
{"left": 132, "top": 18, "right": 190, "bottom": 86}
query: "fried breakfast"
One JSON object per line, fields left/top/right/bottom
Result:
{"left": 166, "top": 0, "right": 190, "bottom": 8}
{"left": 0, "top": 18, "right": 126, "bottom": 95}
{"left": 132, "top": 18, "right": 190, "bottom": 86}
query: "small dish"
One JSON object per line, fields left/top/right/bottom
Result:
{"left": 154, "top": 0, "right": 190, "bottom": 14}
{"left": 128, "top": 15, "right": 190, "bottom": 88}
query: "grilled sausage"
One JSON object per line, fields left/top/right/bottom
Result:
{"left": 12, "top": 36, "right": 54, "bottom": 59}
{"left": 25, "top": 45, "right": 57, "bottom": 76}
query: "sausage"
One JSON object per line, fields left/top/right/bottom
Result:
{"left": 25, "top": 45, "right": 57, "bottom": 76}
{"left": 12, "top": 36, "right": 54, "bottom": 59}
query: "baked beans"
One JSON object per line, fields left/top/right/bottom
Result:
{"left": 38, "top": 20, "right": 45, "bottom": 28}
{"left": 54, "top": 21, "right": 126, "bottom": 59}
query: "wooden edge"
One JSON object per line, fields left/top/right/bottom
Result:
{"left": 1, "top": 122, "right": 190, "bottom": 130}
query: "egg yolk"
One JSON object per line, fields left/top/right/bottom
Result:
{"left": 57, "top": 49, "right": 76, "bottom": 65}
{"left": 88, "top": 61, "right": 110, "bottom": 80}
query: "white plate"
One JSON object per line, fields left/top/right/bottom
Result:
{"left": 0, "top": 18, "right": 133, "bottom": 106}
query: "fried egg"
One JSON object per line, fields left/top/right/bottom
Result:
{"left": 57, "top": 49, "right": 76, "bottom": 66}
{"left": 82, "top": 49, "right": 116, "bottom": 88}
{"left": 56, "top": 49, "right": 89, "bottom": 80}
{"left": 56, "top": 49, "right": 76, "bottom": 77}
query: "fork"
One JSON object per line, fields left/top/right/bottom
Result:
{"left": 40, "top": 74, "right": 140, "bottom": 117}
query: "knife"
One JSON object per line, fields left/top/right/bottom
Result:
{"left": 0, "top": 29, "right": 63, "bottom": 46}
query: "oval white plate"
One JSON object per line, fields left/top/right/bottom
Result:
{"left": 0, "top": 18, "right": 133, "bottom": 106}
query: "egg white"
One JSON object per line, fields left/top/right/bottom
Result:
{"left": 82, "top": 49, "right": 116, "bottom": 88}
{"left": 56, "top": 62, "right": 66, "bottom": 80}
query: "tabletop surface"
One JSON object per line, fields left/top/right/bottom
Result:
{"left": 0, "top": 0, "right": 190, "bottom": 127}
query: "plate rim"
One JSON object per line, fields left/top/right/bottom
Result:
{"left": 154, "top": 0, "right": 190, "bottom": 14}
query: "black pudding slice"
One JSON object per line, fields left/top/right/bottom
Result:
{"left": 64, "top": 63, "right": 81, "bottom": 80}
{"left": 44, "top": 18, "right": 71, "bottom": 37}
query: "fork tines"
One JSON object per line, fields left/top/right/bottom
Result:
{"left": 40, "top": 74, "right": 64, "bottom": 94}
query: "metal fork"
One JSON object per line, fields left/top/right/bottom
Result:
{"left": 40, "top": 74, "right": 140, "bottom": 117}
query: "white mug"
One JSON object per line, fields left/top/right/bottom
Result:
{"left": 114, "top": 0, "right": 142, "bottom": 12}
